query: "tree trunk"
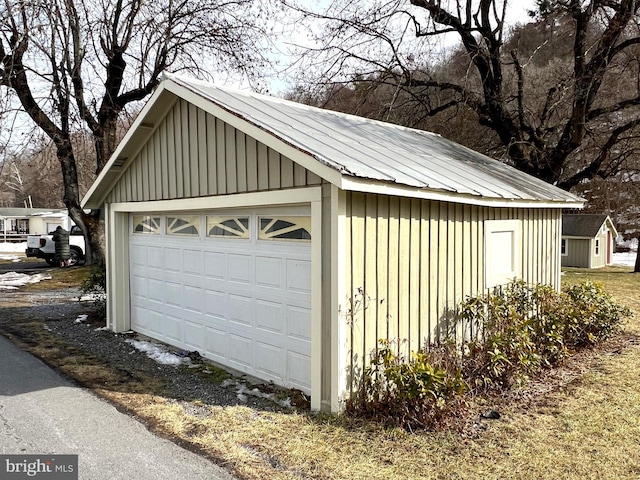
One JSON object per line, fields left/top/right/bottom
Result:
{"left": 634, "top": 241, "right": 640, "bottom": 273}
{"left": 57, "top": 138, "right": 103, "bottom": 264}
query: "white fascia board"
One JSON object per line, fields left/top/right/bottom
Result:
{"left": 605, "top": 217, "right": 618, "bottom": 238}
{"left": 164, "top": 80, "right": 344, "bottom": 188}
{"left": 562, "top": 235, "right": 595, "bottom": 240}
{"left": 109, "top": 187, "right": 322, "bottom": 213}
{"left": 339, "top": 177, "right": 585, "bottom": 209}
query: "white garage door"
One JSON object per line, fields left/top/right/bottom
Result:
{"left": 129, "top": 209, "right": 312, "bottom": 393}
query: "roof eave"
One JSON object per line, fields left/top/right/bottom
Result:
{"left": 339, "top": 177, "right": 586, "bottom": 209}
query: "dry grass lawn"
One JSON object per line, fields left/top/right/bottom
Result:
{"left": 3, "top": 263, "right": 640, "bottom": 479}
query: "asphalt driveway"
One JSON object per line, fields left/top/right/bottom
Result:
{"left": 0, "top": 334, "right": 236, "bottom": 479}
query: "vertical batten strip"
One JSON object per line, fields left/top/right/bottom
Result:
{"left": 216, "top": 118, "right": 226, "bottom": 194}
{"left": 225, "top": 124, "right": 238, "bottom": 193}
{"left": 174, "top": 102, "right": 184, "bottom": 198}
{"left": 188, "top": 103, "right": 199, "bottom": 197}
{"left": 453, "top": 204, "right": 463, "bottom": 338}
{"left": 398, "top": 198, "right": 411, "bottom": 358}
{"left": 408, "top": 199, "right": 421, "bottom": 354}
{"left": 206, "top": 113, "right": 217, "bottom": 195}
{"left": 149, "top": 130, "right": 158, "bottom": 200}
{"left": 419, "top": 200, "right": 430, "bottom": 349}
{"left": 387, "top": 196, "right": 400, "bottom": 352}
{"left": 181, "top": 100, "right": 191, "bottom": 198}
{"left": 437, "top": 202, "right": 448, "bottom": 342}
{"left": 246, "top": 136, "right": 258, "bottom": 192}
{"left": 344, "top": 193, "right": 354, "bottom": 393}
{"left": 428, "top": 202, "right": 439, "bottom": 345}
{"left": 236, "top": 131, "right": 248, "bottom": 192}
{"left": 257, "top": 143, "right": 269, "bottom": 191}
{"left": 166, "top": 108, "right": 177, "bottom": 199}
{"left": 281, "top": 156, "right": 294, "bottom": 189}
{"left": 268, "top": 148, "right": 281, "bottom": 189}
{"left": 364, "top": 194, "right": 378, "bottom": 360}
{"left": 376, "top": 196, "right": 390, "bottom": 345}
{"left": 198, "top": 109, "right": 208, "bottom": 195}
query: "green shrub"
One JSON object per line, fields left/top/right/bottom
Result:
{"left": 80, "top": 260, "right": 107, "bottom": 317}
{"left": 459, "top": 280, "right": 631, "bottom": 393}
{"left": 347, "top": 340, "right": 467, "bottom": 430}
{"left": 348, "top": 280, "right": 631, "bottom": 429}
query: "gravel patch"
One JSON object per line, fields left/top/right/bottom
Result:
{"left": 1, "top": 288, "right": 301, "bottom": 413}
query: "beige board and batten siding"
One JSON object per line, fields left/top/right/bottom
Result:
{"left": 105, "top": 99, "right": 322, "bottom": 204}
{"left": 562, "top": 238, "right": 591, "bottom": 268}
{"left": 592, "top": 231, "right": 608, "bottom": 268}
{"left": 343, "top": 191, "right": 561, "bottom": 392}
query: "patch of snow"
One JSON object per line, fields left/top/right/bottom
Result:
{"left": 0, "top": 271, "right": 51, "bottom": 290}
{"left": 612, "top": 250, "right": 638, "bottom": 267}
{"left": 94, "top": 326, "right": 109, "bottom": 331}
{"left": 227, "top": 380, "right": 292, "bottom": 408}
{"left": 0, "top": 242, "right": 27, "bottom": 253}
{"left": 124, "top": 339, "right": 188, "bottom": 366}
{"left": 74, "top": 314, "right": 89, "bottom": 323}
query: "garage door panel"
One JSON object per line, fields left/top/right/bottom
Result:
{"left": 131, "top": 274, "right": 148, "bottom": 299}
{"left": 204, "top": 327, "right": 227, "bottom": 362}
{"left": 228, "top": 254, "right": 253, "bottom": 284}
{"left": 287, "top": 351, "right": 311, "bottom": 391}
{"left": 255, "top": 342, "right": 285, "bottom": 381}
{"left": 255, "top": 256, "right": 284, "bottom": 289}
{"left": 255, "top": 299, "right": 284, "bottom": 334}
{"left": 227, "top": 334, "right": 254, "bottom": 370}
{"left": 183, "top": 285, "right": 204, "bottom": 313}
{"left": 143, "top": 309, "right": 165, "bottom": 336}
{"left": 229, "top": 294, "right": 253, "bottom": 326}
{"left": 184, "top": 320, "right": 205, "bottom": 350}
{"left": 147, "top": 245, "right": 164, "bottom": 270}
{"left": 130, "top": 244, "right": 148, "bottom": 268}
{"left": 164, "top": 314, "right": 184, "bottom": 343}
{"left": 183, "top": 248, "right": 204, "bottom": 276}
{"left": 204, "top": 289, "right": 227, "bottom": 317}
{"left": 204, "top": 252, "right": 226, "bottom": 279}
{"left": 131, "top": 209, "right": 312, "bottom": 394}
{"left": 164, "top": 247, "right": 182, "bottom": 272}
{"left": 287, "top": 259, "right": 311, "bottom": 294}
{"left": 164, "top": 281, "right": 183, "bottom": 307}
{"left": 287, "top": 305, "right": 312, "bottom": 341}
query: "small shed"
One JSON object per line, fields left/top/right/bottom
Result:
{"left": 82, "top": 75, "right": 584, "bottom": 411}
{"left": 561, "top": 214, "right": 617, "bottom": 268}
{"left": 0, "top": 208, "right": 68, "bottom": 241}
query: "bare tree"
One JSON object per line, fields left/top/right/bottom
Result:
{"left": 0, "top": 0, "right": 271, "bottom": 262}
{"left": 288, "top": 0, "right": 640, "bottom": 190}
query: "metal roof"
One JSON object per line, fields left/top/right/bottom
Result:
{"left": 83, "top": 75, "right": 585, "bottom": 209}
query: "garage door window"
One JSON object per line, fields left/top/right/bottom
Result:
{"left": 132, "top": 215, "right": 161, "bottom": 234}
{"left": 258, "top": 217, "right": 311, "bottom": 241}
{"left": 167, "top": 216, "right": 200, "bottom": 236}
{"left": 206, "top": 216, "right": 250, "bottom": 238}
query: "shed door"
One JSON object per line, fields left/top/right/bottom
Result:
{"left": 129, "top": 210, "right": 312, "bottom": 393}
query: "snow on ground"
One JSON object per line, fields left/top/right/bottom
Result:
{"left": 612, "top": 250, "right": 638, "bottom": 267}
{"left": 0, "top": 271, "right": 51, "bottom": 290}
{"left": 0, "top": 241, "right": 26, "bottom": 262}
{"left": 125, "top": 339, "right": 189, "bottom": 366}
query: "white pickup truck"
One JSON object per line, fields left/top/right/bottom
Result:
{"left": 25, "top": 225, "right": 86, "bottom": 266}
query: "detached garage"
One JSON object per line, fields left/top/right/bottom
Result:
{"left": 82, "top": 74, "right": 584, "bottom": 411}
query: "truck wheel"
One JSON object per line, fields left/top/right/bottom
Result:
{"left": 69, "top": 247, "right": 85, "bottom": 266}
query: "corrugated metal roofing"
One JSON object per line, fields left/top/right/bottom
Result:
{"left": 170, "top": 75, "right": 583, "bottom": 205}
